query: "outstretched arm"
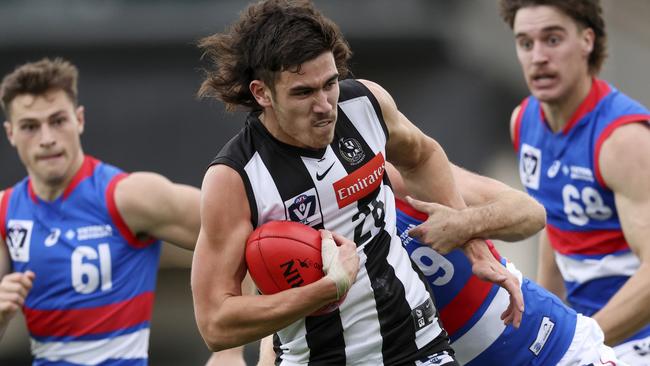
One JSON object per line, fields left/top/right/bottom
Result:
{"left": 387, "top": 162, "right": 545, "bottom": 247}
{"left": 360, "top": 79, "right": 523, "bottom": 327}
{"left": 450, "top": 164, "right": 546, "bottom": 241}
{"left": 115, "top": 172, "right": 201, "bottom": 250}
{"left": 592, "top": 122, "right": 650, "bottom": 345}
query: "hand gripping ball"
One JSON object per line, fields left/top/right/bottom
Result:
{"left": 245, "top": 220, "right": 344, "bottom": 315}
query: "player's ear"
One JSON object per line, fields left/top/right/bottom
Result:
{"left": 580, "top": 27, "right": 595, "bottom": 57}
{"left": 75, "top": 105, "right": 85, "bottom": 135}
{"left": 4, "top": 120, "right": 15, "bottom": 147}
{"left": 250, "top": 80, "right": 272, "bottom": 108}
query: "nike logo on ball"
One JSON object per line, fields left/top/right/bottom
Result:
{"left": 316, "top": 162, "right": 335, "bottom": 181}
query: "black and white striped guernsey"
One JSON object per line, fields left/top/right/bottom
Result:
{"left": 212, "top": 79, "right": 451, "bottom": 365}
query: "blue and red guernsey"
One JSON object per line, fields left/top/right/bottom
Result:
{"left": 396, "top": 199, "right": 576, "bottom": 365}
{"left": 513, "top": 78, "right": 650, "bottom": 343}
{"left": 0, "top": 156, "right": 161, "bottom": 366}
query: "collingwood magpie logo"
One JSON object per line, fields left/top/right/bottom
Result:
{"left": 338, "top": 137, "right": 365, "bottom": 165}
{"left": 6, "top": 219, "right": 33, "bottom": 262}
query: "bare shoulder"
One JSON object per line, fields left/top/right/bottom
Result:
{"left": 356, "top": 78, "right": 406, "bottom": 140}
{"left": 600, "top": 123, "right": 650, "bottom": 194}
{"left": 119, "top": 171, "right": 171, "bottom": 189}
{"left": 199, "top": 164, "right": 252, "bottom": 247}
{"left": 114, "top": 172, "right": 172, "bottom": 208}
{"left": 201, "top": 164, "right": 248, "bottom": 208}
{"left": 112, "top": 171, "right": 183, "bottom": 230}
{"left": 357, "top": 79, "right": 395, "bottom": 108}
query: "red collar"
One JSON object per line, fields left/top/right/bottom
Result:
{"left": 540, "top": 78, "right": 611, "bottom": 135}
{"left": 28, "top": 155, "right": 99, "bottom": 203}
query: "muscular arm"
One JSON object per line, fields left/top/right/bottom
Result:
{"left": 592, "top": 122, "right": 650, "bottom": 345}
{"left": 360, "top": 79, "right": 523, "bottom": 325}
{"left": 115, "top": 172, "right": 201, "bottom": 250}
{"left": 452, "top": 164, "right": 546, "bottom": 241}
{"left": 387, "top": 162, "right": 545, "bottom": 244}
{"left": 191, "top": 165, "right": 340, "bottom": 351}
{"left": 536, "top": 229, "right": 565, "bottom": 299}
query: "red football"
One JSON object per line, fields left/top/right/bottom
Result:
{"left": 245, "top": 220, "right": 343, "bottom": 315}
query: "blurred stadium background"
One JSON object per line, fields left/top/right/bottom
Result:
{"left": 0, "top": 0, "right": 647, "bottom": 364}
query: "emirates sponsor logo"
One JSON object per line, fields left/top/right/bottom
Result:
{"left": 333, "top": 153, "right": 385, "bottom": 208}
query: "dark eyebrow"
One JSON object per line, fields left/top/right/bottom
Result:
{"left": 17, "top": 117, "right": 39, "bottom": 125}
{"left": 515, "top": 25, "right": 567, "bottom": 39}
{"left": 49, "top": 110, "right": 67, "bottom": 119}
{"left": 289, "top": 73, "right": 339, "bottom": 94}
{"left": 324, "top": 74, "right": 339, "bottom": 84}
{"left": 16, "top": 109, "right": 67, "bottom": 125}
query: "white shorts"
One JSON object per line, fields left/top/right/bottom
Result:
{"left": 557, "top": 314, "right": 629, "bottom": 366}
{"left": 614, "top": 335, "right": 650, "bottom": 366}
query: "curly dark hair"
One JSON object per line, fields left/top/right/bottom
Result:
{"left": 197, "top": 0, "right": 352, "bottom": 112}
{"left": 0, "top": 57, "right": 79, "bottom": 118}
{"left": 498, "top": 0, "right": 607, "bottom": 75}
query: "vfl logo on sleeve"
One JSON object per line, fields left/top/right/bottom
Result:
{"left": 284, "top": 189, "right": 322, "bottom": 226}
{"left": 520, "top": 143, "right": 542, "bottom": 190}
{"left": 333, "top": 153, "right": 385, "bottom": 209}
{"left": 6, "top": 220, "right": 33, "bottom": 262}
{"left": 529, "top": 316, "right": 555, "bottom": 356}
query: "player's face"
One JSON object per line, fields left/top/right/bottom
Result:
{"left": 4, "top": 89, "right": 85, "bottom": 187}
{"left": 259, "top": 52, "right": 339, "bottom": 150}
{"left": 513, "top": 5, "right": 594, "bottom": 104}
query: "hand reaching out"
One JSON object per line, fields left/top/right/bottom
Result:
{"left": 405, "top": 196, "right": 473, "bottom": 254}
{"left": 466, "top": 243, "right": 523, "bottom": 328}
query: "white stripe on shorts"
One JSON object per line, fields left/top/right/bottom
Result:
{"left": 31, "top": 328, "right": 149, "bottom": 365}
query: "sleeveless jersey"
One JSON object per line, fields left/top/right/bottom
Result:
{"left": 0, "top": 156, "right": 161, "bottom": 366}
{"left": 212, "top": 79, "right": 450, "bottom": 365}
{"left": 395, "top": 199, "right": 576, "bottom": 365}
{"left": 513, "top": 78, "right": 650, "bottom": 343}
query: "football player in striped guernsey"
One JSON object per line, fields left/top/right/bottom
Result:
{"left": 257, "top": 162, "right": 626, "bottom": 366}
{"left": 191, "top": 0, "right": 524, "bottom": 365}
{"left": 500, "top": 0, "right": 650, "bottom": 364}
{"left": 0, "top": 58, "right": 246, "bottom": 365}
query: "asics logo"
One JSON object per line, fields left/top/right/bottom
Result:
{"left": 45, "top": 228, "right": 61, "bottom": 247}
